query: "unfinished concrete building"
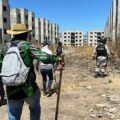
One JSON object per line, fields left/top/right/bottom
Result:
{"left": 87, "top": 30, "right": 104, "bottom": 46}
{"left": 60, "top": 30, "right": 84, "bottom": 46}
{"left": 28, "top": 11, "right": 35, "bottom": 40}
{"left": 35, "top": 18, "right": 40, "bottom": 42}
{"left": 0, "top": 0, "right": 10, "bottom": 43}
{"left": 51, "top": 24, "right": 59, "bottom": 44}
{"left": 20, "top": 8, "right": 28, "bottom": 28}
{"left": 0, "top": 1, "right": 60, "bottom": 44}
{"left": 10, "top": 8, "right": 21, "bottom": 28}
{"left": 104, "top": 0, "right": 120, "bottom": 41}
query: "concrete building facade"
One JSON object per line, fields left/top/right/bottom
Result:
{"left": 35, "top": 18, "right": 40, "bottom": 42}
{"left": 61, "top": 31, "right": 84, "bottom": 46}
{"left": 116, "top": 0, "right": 120, "bottom": 36}
{"left": 104, "top": 0, "right": 120, "bottom": 41}
{"left": 51, "top": 24, "right": 59, "bottom": 44}
{"left": 10, "top": 8, "right": 21, "bottom": 28}
{"left": 87, "top": 30, "right": 104, "bottom": 46}
{"left": 10, "top": 10, "right": 60, "bottom": 44}
{"left": 112, "top": 0, "right": 116, "bottom": 41}
{"left": 10, "top": 9, "right": 36, "bottom": 40}
{"left": 20, "top": 8, "right": 28, "bottom": 28}
{"left": 104, "top": 16, "right": 111, "bottom": 39}
{"left": 39, "top": 18, "right": 59, "bottom": 44}
{"left": 55, "top": 24, "right": 59, "bottom": 44}
{"left": 44, "top": 19, "right": 51, "bottom": 43}
{"left": 0, "top": 0, "right": 10, "bottom": 43}
{"left": 83, "top": 35, "right": 88, "bottom": 45}
{"left": 28, "top": 11, "right": 35, "bottom": 40}
{"left": 0, "top": 1, "right": 60, "bottom": 44}
{"left": 40, "top": 18, "right": 47, "bottom": 43}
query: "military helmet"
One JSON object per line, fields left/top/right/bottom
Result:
{"left": 98, "top": 38, "right": 106, "bottom": 44}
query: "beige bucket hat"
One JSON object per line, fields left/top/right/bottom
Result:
{"left": 7, "top": 24, "right": 32, "bottom": 35}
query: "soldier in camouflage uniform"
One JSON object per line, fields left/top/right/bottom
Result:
{"left": 92, "top": 38, "right": 110, "bottom": 77}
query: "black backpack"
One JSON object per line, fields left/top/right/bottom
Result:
{"left": 56, "top": 47, "right": 62, "bottom": 56}
{"left": 96, "top": 44, "right": 107, "bottom": 57}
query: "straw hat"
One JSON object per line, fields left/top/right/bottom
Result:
{"left": 7, "top": 24, "right": 32, "bottom": 35}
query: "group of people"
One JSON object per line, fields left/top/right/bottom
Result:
{"left": 36, "top": 41, "right": 64, "bottom": 96}
{"left": 0, "top": 24, "right": 64, "bottom": 120}
{"left": 0, "top": 23, "right": 110, "bottom": 120}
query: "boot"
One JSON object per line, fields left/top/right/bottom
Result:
{"left": 46, "top": 88, "right": 52, "bottom": 95}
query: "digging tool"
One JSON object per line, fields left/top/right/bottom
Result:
{"left": 55, "top": 68, "right": 63, "bottom": 120}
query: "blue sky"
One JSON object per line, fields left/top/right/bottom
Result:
{"left": 9, "top": 0, "right": 112, "bottom": 32}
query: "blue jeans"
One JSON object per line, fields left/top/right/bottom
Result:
{"left": 40, "top": 69, "right": 53, "bottom": 92}
{"left": 7, "top": 89, "right": 41, "bottom": 120}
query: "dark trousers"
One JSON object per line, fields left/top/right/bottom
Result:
{"left": 0, "top": 78, "right": 5, "bottom": 100}
{"left": 40, "top": 69, "right": 53, "bottom": 92}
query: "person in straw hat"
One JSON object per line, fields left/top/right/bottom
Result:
{"left": 0, "top": 24, "right": 62, "bottom": 120}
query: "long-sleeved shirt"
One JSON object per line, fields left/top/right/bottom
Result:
{"left": 0, "top": 40, "right": 59, "bottom": 100}
{"left": 40, "top": 45, "right": 53, "bottom": 70}
{"left": 0, "top": 41, "right": 59, "bottom": 67}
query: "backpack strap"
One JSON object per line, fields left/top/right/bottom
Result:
{"left": 17, "top": 41, "right": 26, "bottom": 48}
{"left": 6, "top": 41, "right": 26, "bottom": 48}
{"left": 6, "top": 42, "right": 11, "bottom": 48}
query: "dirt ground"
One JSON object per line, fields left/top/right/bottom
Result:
{"left": 0, "top": 48, "right": 120, "bottom": 120}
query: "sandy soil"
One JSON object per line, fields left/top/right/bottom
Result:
{"left": 0, "top": 49, "right": 120, "bottom": 120}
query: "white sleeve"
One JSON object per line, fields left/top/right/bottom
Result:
{"left": 92, "top": 47, "right": 97, "bottom": 57}
{"left": 105, "top": 45, "right": 110, "bottom": 56}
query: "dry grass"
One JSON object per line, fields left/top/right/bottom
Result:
{"left": 63, "top": 45, "right": 94, "bottom": 59}
{"left": 107, "top": 41, "right": 120, "bottom": 59}
{"left": 30, "top": 41, "right": 94, "bottom": 59}
{"left": 74, "top": 46, "right": 94, "bottom": 59}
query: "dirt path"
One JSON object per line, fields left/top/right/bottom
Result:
{"left": 0, "top": 51, "right": 120, "bottom": 120}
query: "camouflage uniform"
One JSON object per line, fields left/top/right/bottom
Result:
{"left": 92, "top": 43, "right": 110, "bottom": 77}
{"left": 95, "top": 56, "right": 107, "bottom": 74}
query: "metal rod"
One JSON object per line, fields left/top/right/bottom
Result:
{"left": 55, "top": 68, "right": 63, "bottom": 120}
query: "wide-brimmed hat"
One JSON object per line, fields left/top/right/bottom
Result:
{"left": 7, "top": 24, "right": 32, "bottom": 35}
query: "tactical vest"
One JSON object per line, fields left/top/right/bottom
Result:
{"left": 56, "top": 47, "right": 62, "bottom": 56}
{"left": 96, "top": 44, "right": 107, "bottom": 57}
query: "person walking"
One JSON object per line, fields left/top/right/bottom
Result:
{"left": 0, "top": 24, "right": 61, "bottom": 120}
{"left": 92, "top": 38, "right": 110, "bottom": 77}
{"left": 54, "top": 42, "right": 65, "bottom": 70}
{"left": 37, "top": 42, "right": 54, "bottom": 96}
{"left": 56, "top": 42, "right": 64, "bottom": 57}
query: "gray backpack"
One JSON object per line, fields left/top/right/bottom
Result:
{"left": 0, "top": 42, "right": 30, "bottom": 86}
